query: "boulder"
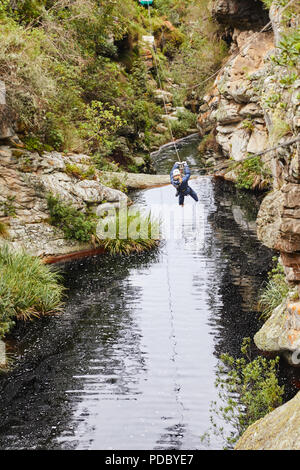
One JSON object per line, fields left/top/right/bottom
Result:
{"left": 235, "top": 391, "right": 300, "bottom": 450}
{"left": 254, "top": 299, "right": 300, "bottom": 361}
{"left": 0, "top": 150, "right": 129, "bottom": 257}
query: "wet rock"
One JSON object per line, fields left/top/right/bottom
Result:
{"left": 235, "top": 391, "right": 300, "bottom": 450}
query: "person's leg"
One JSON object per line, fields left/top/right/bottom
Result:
{"left": 188, "top": 186, "right": 198, "bottom": 202}
{"left": 179, "top": 193, "right": 184, "bottom": 206}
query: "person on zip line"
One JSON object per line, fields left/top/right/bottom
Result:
{"left": 170, "top": 161, "right": 198, "bottom": 206}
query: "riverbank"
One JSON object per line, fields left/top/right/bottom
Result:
{"left": 0, "top": 146, "right": 171, "bottom": 259}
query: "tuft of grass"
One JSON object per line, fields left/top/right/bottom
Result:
{"left": 0, "top": 245, "right": 65, "bottom": 338}
{"left": 65, "top": 163, "right": 96, "bottom": 180}
{"left": 258, "top": 257, "right": 290, "bottom": 320}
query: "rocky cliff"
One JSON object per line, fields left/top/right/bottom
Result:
{"left": 198, "top": 0, "right": 300, "bottom": 450}
{"left": 198, "top": 0, "right": 300, "bottom": 352}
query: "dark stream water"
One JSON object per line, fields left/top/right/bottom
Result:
{"left": 0, "top": 136, "right": 298, "bottom": 450}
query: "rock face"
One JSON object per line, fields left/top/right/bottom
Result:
{"left": 203, "top": 0, "right": 300, "bottom": 450}
{"left": 0, "top": 81, "right": 15, "bottom": 139}
{"left": 197, "top": 29, "right": 275, "bottom": 166}
{"left": 235, "top": 391, "right": 300, "bottom": 450}
{"left": 0, "top": 148, "right": 128, "bottom": 257}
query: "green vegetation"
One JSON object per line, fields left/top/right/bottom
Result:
{"left": 99, "top": 174, "right": 128, "bottom": 194}
{"left": 0, "top": 196, "right": 17, "bottom": 217}
{"left": 234, "top": 156, "right": 272, "bottom": 191}
{"left": 271, "top": 30, "right": 300, "bottom": 68}
{"left": 156, "top": 0, "right": 228, "bottom": 101}
{"left": 0, "top": 244, "right": 64, "bottom": 338}
{"left": 47, "top": 194, "right": 98, "bottom": 243}
{"left": 100, "top": 210, "right": 160, "bottom": 255}
{"left": 0, "top": 222, "right": 9, "bottom": 239}
{"left": 0, "top": 0, "right": 227, "bottom": 167}
{"left": 258, "top": 257, "right": 290, "bottom": 320}
{"left": 170, "top": 110, "right": 196, "bottom": 139}
{"left": 198, "top": 131, "right": 220, "bottom": 156}
{"left": 207, "top": 338, "right": 284, "bottom": 449}
{"left": 269, "top": 115, "right": 291, "bottom": 145}
{"left": 241, "top": 119, "right": 255, "bottom": 131}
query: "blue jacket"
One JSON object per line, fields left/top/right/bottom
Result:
{"left": 170, "top": 163, "right": 191, "bottom": 195}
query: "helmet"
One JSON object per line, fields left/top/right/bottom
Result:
{"left": 173, "top": 169, "right": 180, "bottom": 176}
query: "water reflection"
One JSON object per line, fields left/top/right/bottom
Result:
{"left": 0, "top": 137, "right": 298, "bottom": 450}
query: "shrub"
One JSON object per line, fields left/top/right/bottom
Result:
{"left": 235, "top": 156, "right": 271, "bottom": 191}
{"left": 271, "top": 30, "right": 300, "bottom": 68}
{"left": 0, "top": 244, "right": 64, "bottom": 338}
{"left": 170, "top": 109, "right": 196, "bottom": 138}
{"left": 207, "top": 338, "right": 284, "bottom": 449}
{"left": 47, "top": 194, "right": 97, "bottom": 243}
